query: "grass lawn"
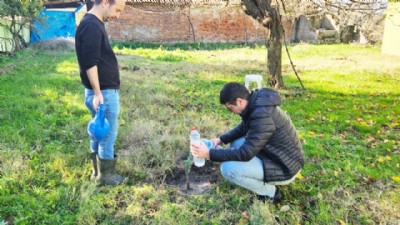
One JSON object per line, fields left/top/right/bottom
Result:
{"left": 0, "top": 43, "right": 399, "bottom": 224}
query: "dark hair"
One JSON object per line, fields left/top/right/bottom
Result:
{"left": 94, "top": 0, "right": 116, "bottom": 5}
{"left": 219, "top": 82, "right": 250, "bottom": 105}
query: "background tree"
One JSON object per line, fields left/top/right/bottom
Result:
{"left": 240, "top": 0, "right": 387, "bottom": 89}
{"left": 310, "top": 0, "right": 387, "bottom": 44}
{"left": 0, "top": 0, "right": 42, "bottom": 51}
{"left": 241, "top": 0, "right": 286, "bottom": 89}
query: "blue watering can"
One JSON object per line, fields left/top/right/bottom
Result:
{"left": 87, "top": 104, "right": 110, "bottom": 141}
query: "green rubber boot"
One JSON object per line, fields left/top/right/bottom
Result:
{"left": 96, "top": 155, "right": 127, "bottom": 186}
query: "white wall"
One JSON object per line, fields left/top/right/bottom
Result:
{"left": 381, "top": 2, "right": 400, "bottom": 56}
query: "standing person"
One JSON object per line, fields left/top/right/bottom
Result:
{"left": 75, "top": 0, "right": 126, "bottom": 186}
{"left": 191, "top": 82, "right": 304, "bottom": 203}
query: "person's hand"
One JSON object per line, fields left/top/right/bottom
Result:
{"left": 190, "top": 142, "right": 210, "bottom": 160}
{"left": 93, "top": 93, "right": 104, "bottom": 111}
{"left": 211, "top": 138, "right": 222, "bottom": 148}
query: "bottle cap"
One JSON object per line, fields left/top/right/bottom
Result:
{"left": 191, "top": 127, "right": 196, "bottom": 130}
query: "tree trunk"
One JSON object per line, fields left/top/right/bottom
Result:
{"left": 241, "top": 0, "right": 285, "bottom": 89}
{"left": 9, "top": 15, "right": 22, "bottom": 51}
{"left": 12, "top": 33, "right": 21, "bottom": 51}
{"left": 266, "top": 9, "right": 284, "bottom": 89}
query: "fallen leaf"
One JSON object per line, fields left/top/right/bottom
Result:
{"left": 392, "top": 176, "right": 400, "bottom": 183}
{"left": 336, "top": 219, "right": 346, "bottom": 225}
{"left": 308, "top": 131, "right": 315, "bottom": 135}
{"left": 334, "top": 170, "right": 339, "bottom": 177}
{"left": 362, "top": 176, "right": 376, "bottom": 184}
{"left": 241, "top": 211, "right": 249, "bottom": 220}
{"left": 365, "top": 136, "right": 375, "bottom": 142}
{"left": 386, "top": 156, "right": 392, "bottom": 161}
{"left": 296, "top": 173, "right": 303, "bottom": 180}
{"left": 359, "top": 121, "right": 368, "bottom": 126}
{"left": 370, "top": 162, "right": 376, "bottom": 167}
{"left": 280, "top": 205, "right": 290, "bottom": 212}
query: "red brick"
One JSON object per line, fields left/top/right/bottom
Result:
{"left": 106, "top": 5, "right": 291, "bottom": 43}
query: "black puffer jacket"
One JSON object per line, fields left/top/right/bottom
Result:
{"left": 209, "top": 88, "right": 304, "bottom": 182}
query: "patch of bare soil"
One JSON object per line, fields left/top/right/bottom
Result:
{"left": 165, "top": 156, "right": 221, "bottom": 195}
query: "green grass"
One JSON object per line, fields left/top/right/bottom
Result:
{"left": 0, "top": 43, "right": 399, "bottom": 224}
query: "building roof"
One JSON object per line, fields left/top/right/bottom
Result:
{"left": 126, "top": 0, "right": 241, "bottom": 6}
{"left": 43, "top": 0, "right": 240, "bottom": 7}
{"left": 44, "top": 0, "right": 83, "bottom": 8}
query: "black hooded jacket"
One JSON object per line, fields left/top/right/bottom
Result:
{"left": 209, "top": 88, "right": 305, "bottom": 182}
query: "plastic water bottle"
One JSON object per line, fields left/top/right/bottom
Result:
{"left": 87, "top": 104, "right": 110, "bottom": 141}
{"left": 189, "top": 127, "right": 205, "bottom": 167}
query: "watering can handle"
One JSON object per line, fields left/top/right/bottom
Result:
{"left": 97, "top": 104, "right": 106, "bottom": 127}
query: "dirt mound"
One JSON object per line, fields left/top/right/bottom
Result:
{"left": 165, "top": 157, "right": 221, "bottom": 195}
{"left": 32, "top": 37, "right": 75, "bottom": 51}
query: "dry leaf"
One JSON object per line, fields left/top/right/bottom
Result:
{"left": 392, "top": 176, "right": 400, "bottom": 182}
{"left": 280, "top": 205, "right": 290, "bottom": 212}
{"left": 334, "top": 170, "right": 339, "bottom": 177}
{"left": 241, "top": 211, "right": 249, "bottom": 220}
{"left": 296, "top": 173, "right": 303, "bottom": 180}
{"left": 386, "top": 156, "right": 392, "bottom": 161}
{"left": 359, "top": 121, "right": 368, "bottom": 126}
{"left": 365, "top": 136, "right": 375, "bottom": 142}
{"left": 336, "top": 219, "right": 346, "bottom": 225}
{"left": 362, "top": 176, "right": 376, "bottom": 184}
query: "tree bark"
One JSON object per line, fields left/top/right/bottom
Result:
{"left": 266, "top": 8, "right": 284, "bottom": 89}
{"left": 241, "top": 0, "right": 285, "bottom": 89}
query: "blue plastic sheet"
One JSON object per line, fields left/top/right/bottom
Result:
{"left": 30, "top": 5, "right": 84, "bottom": 43}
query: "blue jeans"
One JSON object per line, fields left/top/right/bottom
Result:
{"left": 85, "top": 89, "right": 119, "bottom": 160}
{"left": 220, "top": 137, "right": 297, "bottom": 197}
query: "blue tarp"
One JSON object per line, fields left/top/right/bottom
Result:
{"left": 30, "top": 5, "right": 84, "bottom": 43}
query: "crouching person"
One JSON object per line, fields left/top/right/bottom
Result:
{"left": 191, "top": 82, "right": 304, "bottom": 203}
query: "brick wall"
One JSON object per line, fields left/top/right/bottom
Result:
{"left": 106, "top": 5, "right": 271, "bottom": 44}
